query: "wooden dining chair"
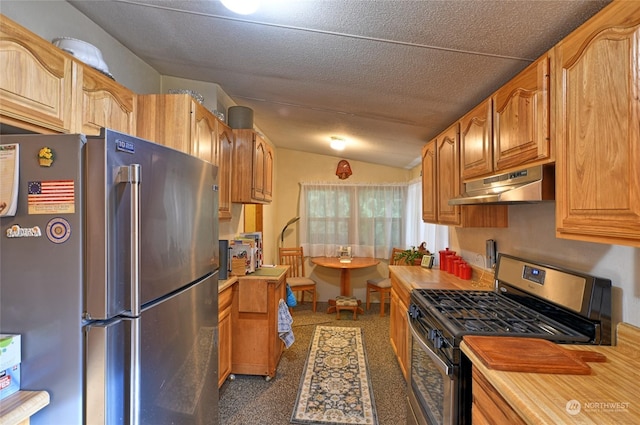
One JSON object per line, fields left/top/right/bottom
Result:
{"left": 366, "top": 247, "right": 404, "bottom": 316}
{"left": 279, "top": 247, "right": 317, "bottom": 312}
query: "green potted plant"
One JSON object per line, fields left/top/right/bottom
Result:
{"left": 394, "top": 244, "right": 430, "bottom": 265}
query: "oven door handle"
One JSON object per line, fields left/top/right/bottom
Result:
{"left": 407, "top": 312, "right": 452, "bottom": 376}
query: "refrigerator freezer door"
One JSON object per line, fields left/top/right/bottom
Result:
{"left": 0, "top": 134, "right": 86, "bottom": 425}
{"left": 85, "top": 129, "right": 219, "bottom": 320}
{"left": 85, "top": 273, "right": 219, "bottom": 425}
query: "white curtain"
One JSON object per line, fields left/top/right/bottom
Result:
{"left": 405, "top": 178, "right": 449, "bottom": 255}
{"left": 299, "top": 182, "right": 406, "bottom": 258}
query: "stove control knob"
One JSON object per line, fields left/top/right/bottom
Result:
{"left": 408, "top": 304, "right": 421, "bottom": 319}
{"left": 433, "top": 333, "right": 443, "bottom": 349}
{"left": 428, "top": 329, "right": 437, "bottom": 340}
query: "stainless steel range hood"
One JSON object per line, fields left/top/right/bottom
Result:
{"left": 448, "top": 164, "right": 555, "bottom": 205}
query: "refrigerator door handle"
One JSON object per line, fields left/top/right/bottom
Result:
{"left": 116, "top": 164, "right": 141, "bottom": 425}
{"left": 116, "top": 164, "right": 142, "bottom": 317}
{"left": 130, "top": 317, "right": 141, "bottom": 425}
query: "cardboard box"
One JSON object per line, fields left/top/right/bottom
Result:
{"left": 0, "top": 334, "right": 20, "bottom": 370}
{"left": 0, "top": 364, "right": 20, "bottom": 400}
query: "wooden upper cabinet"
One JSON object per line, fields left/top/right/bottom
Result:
{"left": 192, "top": 104, "right": 217, "bottom": 164}
{"left": 76, "top": 64, "right": 136, "bottom": 136}
{"left": 232, "top": 129, "right": 273, "bottom": 204}
{"left": 553, "top": 1, "right": 640, "bottom": 247}
{"left": 460, "top": 98, "right": 493, "bottom": 180}
{"left": 262, "top": 137, "right": 274, "bottom": 202}
{"left": 493, "top": 54, "right": 551, "bottom": 172}
{"left": 0, "top": 15, "right": 74, "bottom": 133}
{"left": 423, "top": 122, "right": 507, "bottom": 228}
{"left": 421, "top": 141, "right": 438, "bottom": 223}
{"left": 216, "top": 120, "right": 234, "bottom": 220}
{"left": 436, "top": 123, "right": 462, "bottom": 226}
{"left": 136, "top": 94, "right": 199, "bottom": 154}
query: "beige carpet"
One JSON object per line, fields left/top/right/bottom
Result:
{"left": 291, "top": 325, "right": 378, "bottom": 425}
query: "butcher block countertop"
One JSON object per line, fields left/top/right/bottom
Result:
{"left": 0, "top": 391, "right": 49, "bottom": 425}
{"left": 389, "top": 265, "right": 495, "bottom": 291}
{"left": 218, "top": 276, "right": 237, "bottom": 293}
{"left": 461, "top": 323, "right": 640, "bottom": 424}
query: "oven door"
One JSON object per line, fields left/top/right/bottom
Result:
{"left": 407, "top": 313, "right": 457, "bottom": 425}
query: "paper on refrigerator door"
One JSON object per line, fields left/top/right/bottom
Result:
{"left": 0, "top": 144, "right": 19, "bottom": 217}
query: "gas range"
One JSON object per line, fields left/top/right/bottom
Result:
{"left": 411, "top": 253, "right": 612, "bottom": 349}
{"left": 405, "top": 253, "right": 612, "bottom": 425}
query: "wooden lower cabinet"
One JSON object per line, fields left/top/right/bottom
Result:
{"left": 231, "top": 267, "right": 288, "bottom": 379}
{"left": 389, "top": 271, "right": 410, "bottom": 380}
{"left": 218, "top": 284, "right": 234, "bottom": 388}
{"left": 472, "top": 367, "right": 526, "bottom": 425}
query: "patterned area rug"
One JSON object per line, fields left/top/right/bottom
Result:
{"left": 291, "top": 326, "right": 378, "bottom": 425}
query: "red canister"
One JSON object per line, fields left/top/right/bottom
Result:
{"left": 453, "top": 259, "right": 463, "bottom": 276}
{"left": 449, "top": 254, "right": 459, "bottom": 273}
{"left": 461, "top": 263, "right": 472, "bottom": 280}
{"left": 438, "top": 248, "right": 451, "bottom": 268}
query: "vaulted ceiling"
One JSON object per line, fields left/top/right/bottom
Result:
{"left": 69, "top": 0, "right": 610, "bottom": 169}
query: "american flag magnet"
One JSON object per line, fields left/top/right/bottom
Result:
{"left": 27, "top": 180, "right": 75, "bottom": 214}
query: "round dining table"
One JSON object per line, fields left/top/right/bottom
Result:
{"left": 311, "top": 256, "right": 380, "bottom": 314}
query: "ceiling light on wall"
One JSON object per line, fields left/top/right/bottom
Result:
{"left": 221, "top": 0, "right": 261, "bottom": 15}
{"left": 330, "top": 137, "right": 346, "bottom": 151}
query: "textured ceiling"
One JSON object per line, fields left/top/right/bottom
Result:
{"left": 69, "top": 0, "right": 610, "bottom": 169}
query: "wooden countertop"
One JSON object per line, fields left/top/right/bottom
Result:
{"left": 0, "top": 391, "right": 49, "bottom": 425}
{"left": 219, "top": 266, "right": 288, "bottom": 293}
{"left": 389, "top": 265, "right": 495, "bottom": 291}
{"left": 461, "top": 323, "right": 640, "bottom": 424}
{"left": 218, "top": 276, "right": 237, "bottom": 293}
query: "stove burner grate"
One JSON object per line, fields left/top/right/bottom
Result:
{"left": 415, "top": 289, "right": 587, "bottom": 339}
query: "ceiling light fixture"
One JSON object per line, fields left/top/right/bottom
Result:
{"left": 220, "top": 0, "right": 261, "bottom": 15}
{"left": 330, "top": 136, "right": 346, "bottom": 151}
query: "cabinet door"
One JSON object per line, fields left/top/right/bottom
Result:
{"left": 252, "top": 135, "right": 267, "bottom": 200}
{"left": 493, "top": 54, "right": 550, "bottom": 172}
{"left": 192, "top": 104, "right": 216, "bottom": 164}
{"left": 421, "top": 141, "right": 438, "bottom": 223}
{"left": 554, "top": 2, "right": 640, "bottom": 246}
{"left": 436, "top": 123, "right": 461, "bottom": 226}
{"left": 216, "top": 121, "right": 234, "bottom": 220}
{"left": 218, "top": 285, "right": 233, "bottom": 388}
{"left": 0, "top": 16, "right": 74, "bottom": 133}
{"left": 472, "top": 367, "right": 526, "bottom": 425}
{"left": 136, "top": 94, "right": 194, "bottom": 154}
{"left": 263, "top": 142, "right": 274, "bottom": 202}
{"left": 78, "top": 64, "right": 136, "bottom": 136}
{"left": 389, "top": 287, "right": 407, "bottom": 379}
{"left": 460, "top": 98, "right": 493, "bottom": 180}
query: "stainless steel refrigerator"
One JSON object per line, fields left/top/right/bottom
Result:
{"left": 0, "top": 129, "right": 219, "bottom": 424}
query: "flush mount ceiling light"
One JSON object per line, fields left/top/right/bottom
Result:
{"left": 221, "top": 0, "right": 261, "bottom": 15}
{"left": 330, "top": 137, "right": 346, "bottom": 151}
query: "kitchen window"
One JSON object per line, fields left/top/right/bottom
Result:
{"left": 299, "top": 180, "right": 447, "bottom": 258}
